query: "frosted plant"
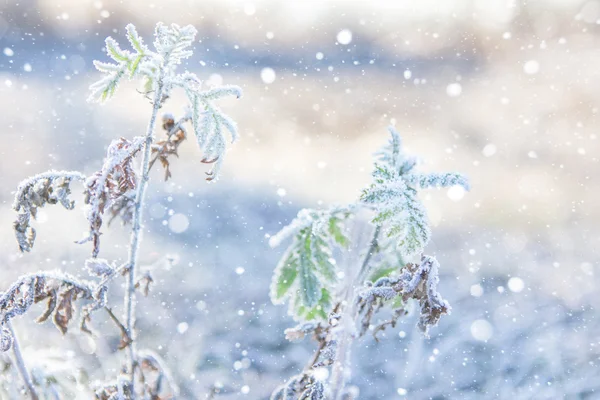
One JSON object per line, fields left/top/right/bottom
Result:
{"left": 1, "top": 22, "right": 241, "bottom": 399}
{"left": 269, "top": 126, "right": 469, "bottom": 400}
{"left": 361, "top": 127, "right": 469, "bottom": 259}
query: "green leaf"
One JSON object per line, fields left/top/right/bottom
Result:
{"left": 369, "top": 266, "right": 398, "bottom": 282}
{"left": 398, "top": 190, "right": 430, "bottom": 257}
{"left": 270, "top": 250, "right": 299, "bottom": 303}
{"left": 311, "top": 236, "right": 336, "bottom": 284}
{"left": 372, "top": 208, "right": 396, "bottom": 225}
{"left": 142, "top": 75, "right": 154, "bottom": 93}
{"left": 302, "top": 289, "right": 331, "bottom": 320}
{"left": 126, "top": 24, "right": 146, "bottom": 54}
{"left": 389, "top": 296, "right": 404, "bottom": 309}
{"left": 328, "top": 217, "right": 349, "bottom": 247}
{"left": 298, "top": 233, "right": 321, "bottom": 308}
{"left": 129, "top": 54, "right": 143, "bottom": 77}
{"left": 105, "top": 38, "right": 129, "bottom": 63}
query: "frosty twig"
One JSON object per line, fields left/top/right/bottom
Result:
{"left": 123, "top": 75, "right": 164, "bottom": 388}
{"left": 6, "top": 321, "right": 39, "bottom": 400}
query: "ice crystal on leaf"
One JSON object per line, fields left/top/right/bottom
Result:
{"left": 88, "top": 24, "right": 153, "bottom": 103}
{"left": 270, "top": 206, "right": 352, "bottom": 321}
{"left": 87, "top": 23, "right": 199, "bottom": 103}
{"left": 184, "top": 82, "right": 242, "bottom": 180}
{"left": 361, "top": 126, "right": 470, "bottom": 259}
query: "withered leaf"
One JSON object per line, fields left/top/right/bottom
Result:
{"left": 36, "top": 289, "right": 58, "bottom": 323}
{"left": 135, "top": 272, "right": 154, "bottom": 297}
{"left": 53, "top": 288, "right": 78, "bottom": 334}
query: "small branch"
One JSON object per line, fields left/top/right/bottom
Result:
{"left": 372, "top": 307, "right": 407, "bottom": 342}
{"left": 105, "top": 307, "right": 132, "bottom": 349}
{"left": 330, "top": 225, "right": 381, "bottom": 400}
{"left": 7, "top": 321, "right": 39, "bottom": 400}
{"left": 306, "top": 337, "right": 327, "bottom": 370}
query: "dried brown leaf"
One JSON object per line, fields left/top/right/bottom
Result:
{"left": 53, "top": 288, "right": 77, "bottom": 334}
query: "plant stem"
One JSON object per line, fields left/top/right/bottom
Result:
{"left": 7, "top": 321, "right": 39, "bottom": 400}
{"left": 124, "top": 78, "right": 164, "bottom": 392}
{"left": 329, "top": 225, "right": 381, "bottom": 400}
{"left": 356, "top": 225, "right": 381, "bottom": 284}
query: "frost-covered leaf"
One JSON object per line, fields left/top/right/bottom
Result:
{"left": 298, "top": 236, "right": 322, "bottom": 308}
{"left": 0, "top": 272, "right": 95, "bottom": 341}
{"left": 12, "top": 171, "right": 85, "bottom": 252}
{"left": 397, "top": 255, "right": 450, "bottom": 335}
{"left": 299, "top": 288, "right": 331, "bottom": 321}
{"left": 184, "top": 81, "right": 243, "bottom": 181}
{"left": 269, "top": 206, "right": 351, "bottom": 321}
{"left": 270, "top": 249, "right": 299, "bottom": 304}
{"left": 361, "top": 126, "right": 469, "bottom": 258}
{"left": 328, "top": 216, "right": 349, "bottom": 247}
{"left": 85, "top": 259, "right": 115, "bottom": 278}
{"left": 153, "top": 22, "right": 197, "bottom": 67}
{"left": 89, "top": 22, "right": 243, "bottom": 180}
{"left": 88, "top": 23, "right": 198, "bottom": 103}
{"left": 53, "top": 288, "right": 77, "bottom": 335}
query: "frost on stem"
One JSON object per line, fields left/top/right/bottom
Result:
{"left": 361, "top": 126, "right": 470, "bottom": 259}
{"left": 12, "top": 171, "right": 85, "bottom": 252}
{"left": 80, "top": 137, "right": 144, "bottom": 257}
{"left": 269, "top": 206, "right": 352, "bottom": 321}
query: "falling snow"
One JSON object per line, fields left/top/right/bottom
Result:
{"left": 0, "top": 2, "right": 596, "bottom": 400}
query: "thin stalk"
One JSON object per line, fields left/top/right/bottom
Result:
{"left": 7, "top": 321, "right": 39, "bottom": 400}
{"left": 356, "top": 225, "right": 381, "bottom": 284}
{"left": 329, "top": 225, "right": 381, "bottom": 400}
{"left": 306, "top": 338, "right": 328, "bottom": 370}
{"left": 124, "top": 76, "right": 164, "bottom": 392}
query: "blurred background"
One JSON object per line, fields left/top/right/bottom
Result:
{"left": 0, "top": 0, "right": 599, "bottom": 398}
